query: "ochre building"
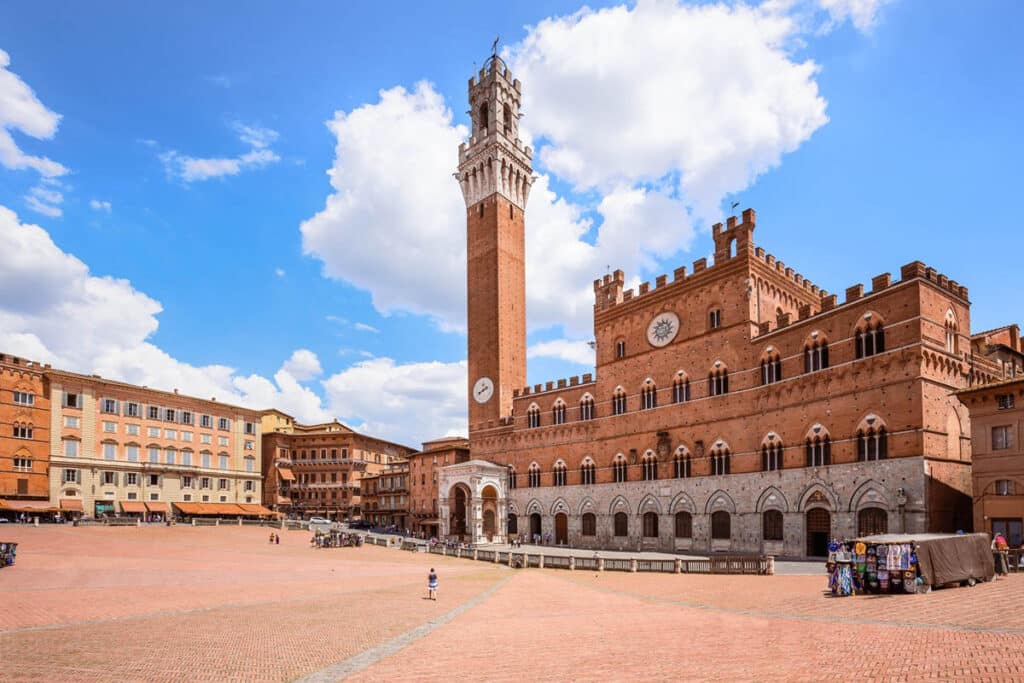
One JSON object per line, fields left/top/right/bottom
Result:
{"left": 261, "top": 410, "right": 416, "bottom": 520}
{"left": 959, "top": 375, "right": 1024, "bottom": 546}
{"left": 447, "top": 55, "right": 1012, "bottom": 558}
{"left": 0, "top": 354, "right": 51, "bottom": 518}
{"left": 361, "top": 462, "right": 411, "bottom": 529}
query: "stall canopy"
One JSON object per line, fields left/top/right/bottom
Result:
{"left": 145, "top": 502, "right": 167, "bottom": 515}
{"left": 0, "top": 499, "right": 56, "bottom": 512}
{"left": 173, "top": 502, "right": 274, "bottom": 517}
{"left": 59, "top": 499, "right": 84, "bottom": 512}
{"left": 236, "top": 504, "right": 275, "bottom": 517}
{"left": 858, "top": 533, "right": 994, "bottom": 586}
{"left": 120, "top": 500, "right": 148, "bottom": 513}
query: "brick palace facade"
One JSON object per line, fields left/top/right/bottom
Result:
{"left": 451, "top": 54, "right": 1015, "bottom": 557}
{"left": 260, "top": 410, "right": 416, "bottom": 520}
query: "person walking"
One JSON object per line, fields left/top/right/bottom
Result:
{"left": 275, "top": 533, "right": 280, "bottom": 545}
{"left": 427, "top": 568, "right": 438, "bottom": 600}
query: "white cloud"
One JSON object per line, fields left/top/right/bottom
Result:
{"left": 323, "top": 357, "right": 467, "bottom": 445}
{"left": 528, "top": 339, "right": 595, "bottom": 366}
{"left": 301, "top": 82, "right": 469, "bottom": 328}
{"left": 89, "top": 199, "right": 112, "bottom": 212}
{"left": 281, "top": 349, "right": 323, "bottom": 382}
{"left": 509, "top": 0, "right": 828, "bottom": 220}
{"left": 25, "top": 184, "right": 63, "bottom": 217}
{"left": 817, "top": 0, "right": 894, "bottom": 32}
{"left": 0, "top": 49, "right": 68, "bottom": 179}
{"left": 160, "top": 122, "right": 280, "bottom": 182}
{"left": 0, "top": 49, "right": 69, "bottom": 217}
{"left": 353, "top": 322, "right": 379, "bottom": 333}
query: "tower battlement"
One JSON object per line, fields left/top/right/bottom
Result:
{"left": 456, "top": 56, "right": 533, "bottom": 210}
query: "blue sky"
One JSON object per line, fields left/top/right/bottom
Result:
{"left": 0, "top": 1, "right": 1021, "bottom": 445}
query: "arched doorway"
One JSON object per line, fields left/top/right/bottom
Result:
{"left": 483, "top": 510, "right": 496, "bottom": 539}
{"left": 555, "top": 512, "right": 568, "bottom": 545}
{"left": 805, "top": 508, "right": 831, "bottom": 557}
{"left": 451, "top": 485, "right": 468, "bottom": 539}
{"left": 642, "top": 511, "right": 659, "bottom": 538}
{"left": 530, "top": 512, "right": 542, "bottom": 540}
{"left": 858, "top": 507, "right": 888, "bottom": 536}
{"left": 481, "top": 484, "right": 499, "bottom": 541}
{"left": 507, "top": 513, "right": 518, "bottom": 536}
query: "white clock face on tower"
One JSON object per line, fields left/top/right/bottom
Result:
{"left": 473, "top": 377, "right": 495, "bottom": 404}
{"left": 647, "top": 311, "right": 680, "bottom": 347}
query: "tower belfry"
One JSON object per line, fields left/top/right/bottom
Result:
{"left": 457, "top": 54, "right": 533, "bottom": 431}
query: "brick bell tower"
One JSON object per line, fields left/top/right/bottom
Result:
{"left": 457, "top": 53, "right": 533, "bottom": 432}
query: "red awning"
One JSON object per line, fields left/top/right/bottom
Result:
{"left": 145, "top": 502, "right": 167, "bottom": 514}
{"left": 237, "top": 503, "right": 275, "bottom": 517}
{"left": 0, "top": 499, "right": 56, "bottom": 512}
{"left": 120, "top": 500, "right": 148, "bottom": 513}
{"left": 60, "top": 498, "right": 84, "bottom": 512}
{"left": 277, "top": 467, "right": 296, "bottom": 481}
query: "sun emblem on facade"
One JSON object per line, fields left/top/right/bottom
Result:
{"left": 646, "top": 312, "right": 680, "bottom": 347}
{"left": 653, "top": 318, "right": 675, "bottom": 341}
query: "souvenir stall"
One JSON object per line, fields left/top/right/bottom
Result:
{"left": 826, "top": 533, "right": 994, "bottom": 596}
{"left": 0, "top": 541, "right": 16, "bottom": 568}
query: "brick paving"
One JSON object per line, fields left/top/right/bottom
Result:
{"left": 3, "top": 526, "right": 1024, "bottom": 681}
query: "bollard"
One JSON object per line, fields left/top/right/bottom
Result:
{"left": 630, "top": 559, "right": 638, "bottom": 573}
{"left": 494, "top": 551, "right": 500, "bottom": 564}
{"left": 472, "top": 549, "right": 478, "bottom": 561}
{"left": 569, "top": 556, "right": 575, "bottom": 571}
{"left": 539, "top": 553, "right": 544, "bottom": 569}
{"left": 765, "top": 556, "right": 775, "bottom": 575}
{"left": 136, "top": 519, "right": 141, "bottom": 527}
{"left": 674, "top": 558, "right": 682, "bottom": 574}
{"left": 192, "top": 518, "right": 197, "bottom": 527}
{"left": 508, "top": 552, "right": 514, "bottom": 567}
{"left": 597, "top": 557, "right": 604, "bottom": 572}
{"left": 238, "top": 518, "right": 243, "bottom": 527}
{"left": 441, "top": 546, "right": 446, "bottom": 556}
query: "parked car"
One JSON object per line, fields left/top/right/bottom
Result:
{"left": 308, "top": 517, "right": 332, "bottom": 525}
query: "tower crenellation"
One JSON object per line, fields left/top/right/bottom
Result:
{"left": 456, "top": 56, "right": 534, "bottom": 211}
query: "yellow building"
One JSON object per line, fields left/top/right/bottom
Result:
{"left": 47, "top": 368, "right": 266, "bottom": 518}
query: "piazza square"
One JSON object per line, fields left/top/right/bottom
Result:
{"left": 1, "top": 525, "right": 1023, "bottom": 681}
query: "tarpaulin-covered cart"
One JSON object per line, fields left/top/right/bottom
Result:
{"left": 827, "top": 532, "right": 993, "bottom": 596}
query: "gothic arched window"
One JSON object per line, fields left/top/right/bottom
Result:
{"left": 528, "top": 463, "right": 541, "bottom": 488}
{"left": 641, "top": 452, "right": 658, "bottom": 481}
{"left": 641, "top": 382, "right": 657, "bottom": 410}
{"left": 613, "top": 455, "right": 628, "bottom": 483}
{"left": 710, "top": 443, "right": 731, "bottom": 476}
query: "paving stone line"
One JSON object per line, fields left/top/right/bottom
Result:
{"left": 294, "top": 573, "right": 515, "bottom": 683}
{"left": 557, "top": 574, "right": 1024, "bottom": 635}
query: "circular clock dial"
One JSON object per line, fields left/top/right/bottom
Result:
{"left": 473, "top": 376, "right": 495, "bottom": 404}
{"left": 647, "top": 311, "right": 680, "bottom": 347}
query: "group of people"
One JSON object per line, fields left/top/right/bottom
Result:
{"left": 310, "top": 530, "right": 363, "bottom": 548}
{"left": 268, "top": 533, "right": 281, "bottom": 544}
